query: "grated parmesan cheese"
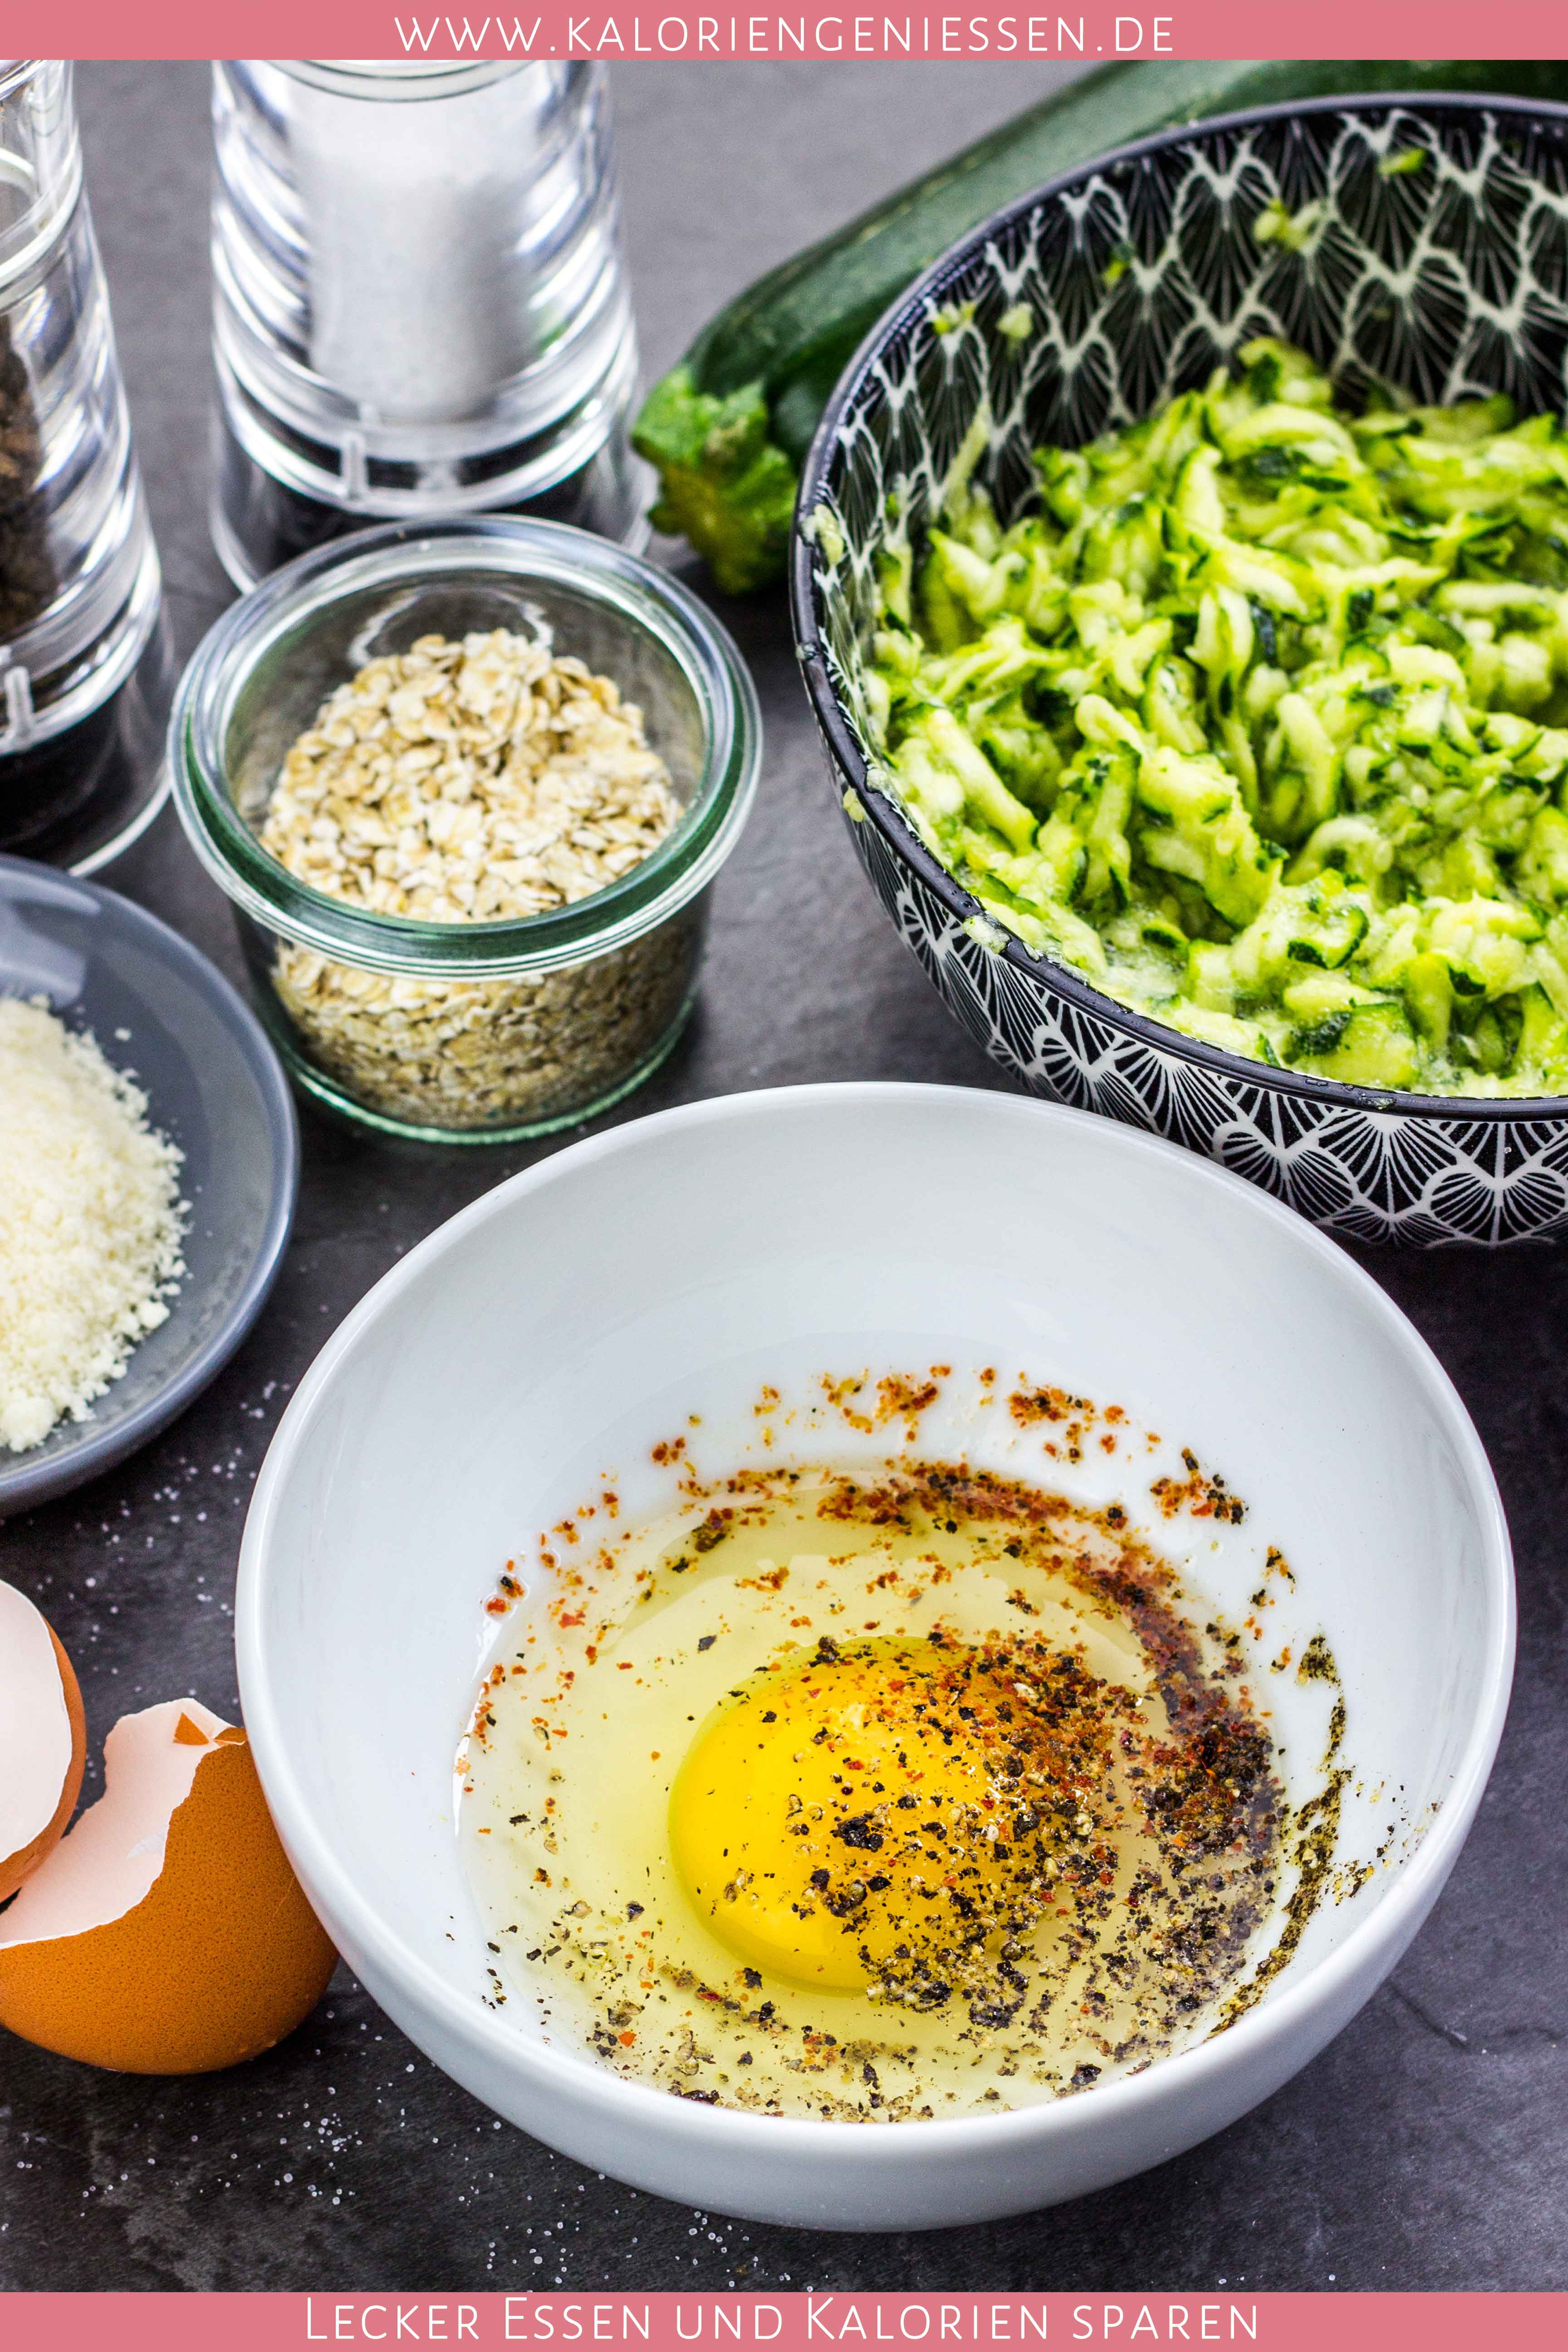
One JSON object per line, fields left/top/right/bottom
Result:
{"left": 0, "top": 998, "right": 187, "bottom": 1455}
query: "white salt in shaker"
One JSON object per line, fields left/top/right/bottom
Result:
{"left": 209, "top": 61, "right": 644, "bottom": 589}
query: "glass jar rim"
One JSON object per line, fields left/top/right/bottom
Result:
{"left": 277, "top": 60, "right": 539, "bottom": 101}
{"left": 0, "top": 59, "right": 46, "bottom": 103}
{"left": 0, "top": 60, "right": 81, "bottom": 305}
{"left": 170, "top": 517, "right": 763, "bottom": 980}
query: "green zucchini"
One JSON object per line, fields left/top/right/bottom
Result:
{"left": 634, "top": 60, "right": 1568, "bottom": 594}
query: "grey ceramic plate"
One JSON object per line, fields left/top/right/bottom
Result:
{"left": 0, "top": 853, "right": 299, "bottom": 1516}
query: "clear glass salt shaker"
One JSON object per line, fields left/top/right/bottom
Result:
{"left": 209, "top": 60, "right": 647, "bottom": 590}
{"left": 0, "top": 59, "right": 174, "bottom": 870}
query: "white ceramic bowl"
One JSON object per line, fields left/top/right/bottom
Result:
{"left": 237, "top": 1084, "right": 1514, "bottom": 2231}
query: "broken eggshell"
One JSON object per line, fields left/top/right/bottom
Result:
{"left": 0, "top": 1580, "right": 86, "bottom": 1902}
{"left": 0, "top": 1698, "right": 337, "bottom": 2072}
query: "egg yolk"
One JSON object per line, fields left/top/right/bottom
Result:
{"left": 670, "top": 1637, "right": 1073, "bottom": 1994}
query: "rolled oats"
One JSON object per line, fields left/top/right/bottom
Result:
{"left": 258, "top": 630, "right": 695, "bottom": 1131}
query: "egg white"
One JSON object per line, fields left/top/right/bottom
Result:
{"left": 461, "top": 1456, "right": 1283, "bottom": 2121}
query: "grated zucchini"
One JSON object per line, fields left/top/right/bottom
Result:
{"left": 870, "top": 339, "right": 1568, "bottom": 1098}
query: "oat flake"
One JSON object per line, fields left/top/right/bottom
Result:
{"left": 259, "top": 630, "right": 692, "bottom": 1131}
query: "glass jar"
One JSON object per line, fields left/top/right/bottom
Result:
{"left": 0, "top": 60, "right": 174, "bottom": 870}
{"left": 170, "top": 517, "right": 761, "bottom": 1142}
{"left": 210, "top": 61, "right": 646, "bottom": 591}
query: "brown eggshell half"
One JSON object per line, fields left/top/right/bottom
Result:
{"left": 0, "top": 1698, "right": 337, "bottom": 2073}
{"left": 0, "top": 1581, "right": 86, "bottom": 1902}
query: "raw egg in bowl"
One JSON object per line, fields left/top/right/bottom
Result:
{"left": 237, "top": 1083, "right": 1512, "bottom": 2230}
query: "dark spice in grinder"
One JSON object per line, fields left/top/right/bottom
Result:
{"left": 0, "top": 314, "right": 54, "bottom": 637}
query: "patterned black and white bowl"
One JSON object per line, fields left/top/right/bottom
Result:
{"left": 793, "top": 93, "right": 1568, "bottom": 1245}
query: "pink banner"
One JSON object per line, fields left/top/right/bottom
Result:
{"left": 0, "top": 2297, "right": 1564, "bottom": 2350}
{"left": 16, "top": 9, "right": 1568, "bottom": 62}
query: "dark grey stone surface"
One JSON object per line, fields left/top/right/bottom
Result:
{"left": 0, "top": 59, "right": 1563, "bottom": 2294}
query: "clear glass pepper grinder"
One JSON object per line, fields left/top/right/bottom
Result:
{"left": 0, "top": 59, "right": 173, "bottom": 870}
{"left": 209, "top": 60, "right": 646, "bottom": 589}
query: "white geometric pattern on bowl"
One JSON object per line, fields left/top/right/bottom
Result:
{"left": 794, "top": 95, "right": 1568, "bottom": 1244}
